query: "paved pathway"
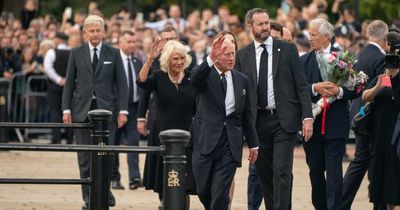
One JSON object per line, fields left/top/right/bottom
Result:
{"left": 0, "top": 144, "right": 371, "bottom": 210}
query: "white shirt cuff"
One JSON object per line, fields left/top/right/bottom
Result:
{"left": 119, "top": 110, "right": 128, "bottom": 115}
{"left": 250, "top": 147, "right": 259, "bottom": 150}
{"left": 336, "top": 87, "right": 344, "bottom": 99}
{"left": 303, "top": 118, "right": 314, "bottom": 123}
{"left": 206, "top": 55, "right": 218, "bottom": 67}
{"left": 63, "top": 110, "right": 71, "bottom": 114}
{"left": 311, "top": 84, "right": 318, "bottom": 96}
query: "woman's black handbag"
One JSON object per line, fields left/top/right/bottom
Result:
{"left": 351, "top": 102, "right": 374, "bottom": 135}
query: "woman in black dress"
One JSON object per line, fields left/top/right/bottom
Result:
{"left": 362, "top": 71, "right": 400, "bottom": 210}
{"left": 137, "top": 39, "right": 195, "bottom": 209}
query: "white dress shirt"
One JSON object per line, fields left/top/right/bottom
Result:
{"left": 88, "top": 42, "right": 102, "bottom": 63}
{"left": 207, "top": 56, "right": 235, "bottom": 116}
{"left": 43, "top": 43, "right": 70, "bottom": 84}
{"left": 120, "top": 51, "right": 139, "bottom": 103}
{"left": 254, "top": 36, "right": 276, "bottom": 109}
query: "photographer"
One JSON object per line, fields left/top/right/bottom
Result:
{"left": 362, "top": 66, "right": 400, "bottom": 210}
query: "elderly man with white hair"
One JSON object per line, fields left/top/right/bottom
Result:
{"left": 300, "top": 18, "right": 360, "bottom": 210}
{"left": 62, "top": 14, "right": 128, "bottom": 209}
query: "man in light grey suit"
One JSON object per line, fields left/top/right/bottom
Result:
{"left": 62, "top": 15, "right": 128, "bottom": 209}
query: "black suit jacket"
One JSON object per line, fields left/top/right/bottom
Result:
{"left": 350, "top": 43, "right": 385, "bottom": 120}
{"left": 235, "top": 40, "right": 313, "bottom": 133}
{"left": 62, "top": 43, "right": 128, "bottom": 122}
{"left": 300, "top": 49, "right": 359, "bottom": 139}
{"left": 190, "top": 61, "right": 259, "bottom": 164}
{"left": 354, "top": 44, "right": 385, "bottom": 82}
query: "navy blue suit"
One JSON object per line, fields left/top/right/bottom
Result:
{"left": 191, "top": 61, "right": 258, "bottom": 210}
{"left": 300, "top": 49, "right": 358, "bottom": 210}
{"left": 112, "top": 55, "right": 143, "bottom": 184}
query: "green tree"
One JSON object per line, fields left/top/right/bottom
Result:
{"left": 358, "top": 0, "right": 400, "bottom": 23}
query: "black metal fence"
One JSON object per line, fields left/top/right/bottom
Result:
{"left": 0, "top": 109, "right": 190, "bottom": 210}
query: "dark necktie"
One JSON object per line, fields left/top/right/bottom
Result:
{"left": 257, "top": 44, "right": 268, "bottom": 108}
{"left": 127, "top": 57, "right": 134, "bottom": 104}
{"left": 221, "top": 73, "right": 227, "bottom": 98}
{"left": 92, "top": 47, "right": 98, "bottom": 73}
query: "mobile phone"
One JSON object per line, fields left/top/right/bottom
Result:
{"left": 64, "top": 7, "right": 72, "bottom": 19}
{"left": 135, "top": 12, "right": 144, "bottom": 23}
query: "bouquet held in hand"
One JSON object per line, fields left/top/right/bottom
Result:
{"left": 313, "top": 51, "right": 368, "bottom": 118}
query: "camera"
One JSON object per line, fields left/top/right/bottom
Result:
{"left": 385, "top": 31, "right": 400, "bottom": 68}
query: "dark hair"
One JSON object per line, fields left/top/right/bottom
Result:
{"left": 245, "top": 8, "right": 269, "bottom": 25}
{"left": 340, "top": 5, "right": 355, "bottom": 16}
{"left": 270, "top": 21, "right": 283, "bottom": 37}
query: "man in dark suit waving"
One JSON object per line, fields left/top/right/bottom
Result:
{"left": 191, "top": 34, "right": 259, "bottom": 210}
{"left": 62, "top": 15, "right": 128, "bottom": 209}
{"left": 235, "top": 8, "right": 313, "bottom": 210}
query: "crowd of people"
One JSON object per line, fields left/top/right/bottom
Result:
{"left": 1, "top": 0, "right": 400, "bottom": 210}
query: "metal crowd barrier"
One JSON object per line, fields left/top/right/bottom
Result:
{"left": 0, "top": 78, "right": 10, "bottom": 142}
{"left": 0, "top": 109, "right": 190, "bottom": 210}
{"left": 6, "top": 72, "right": 50, "bottom": 142}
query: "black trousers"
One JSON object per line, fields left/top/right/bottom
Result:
{"left": 341, "top": 132, "right": 371, "bottom": 210}
{"left": 303, "top": 131, "right": 346, "bottom": 210}
{"left": 193, "top": 128, "right": 237, "bottom": 210}
{"left": 47, "top": 90, "right": 73, "bottom": 144}
{"left": 255, "top": 110, "right": 296, "bottom": 210}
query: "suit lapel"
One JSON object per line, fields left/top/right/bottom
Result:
{"left": 272, "top": 40, "right": 280, "bottom": 79}
{"left": 310, "top": 51, "right": 323, "bottom": 82}
{"left": 133, "top": 57, "right": 141, "bottom": 76}
{"left": 95, "top": 44, "right": 108, "bottom": 76}
{"left": 231, "top": 70, "right": 241, "bottom": 112}
{"left": 83, "top": 44, "right": 93, "bottom": 76}
{"left": 247, "top": 44, "right": 257, "bottom": 84}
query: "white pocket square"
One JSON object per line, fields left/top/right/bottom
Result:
{"left": 243, "top": 89, "right": 246, "bottom": 95}
{"left": 103, "top": 61, "right": 112, "bottom": 64}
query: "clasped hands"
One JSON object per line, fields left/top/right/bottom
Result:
{"left": 314, "top": 81, "right": 340, "bottom": 97}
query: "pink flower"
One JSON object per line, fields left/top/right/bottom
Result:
{"left": 325, "top": 54, "right": 336, "bottom": 63}
{"left": 337, "top": 60, "right": 348, "bottom": 69}
{"left": 331, "top": 52, "right": 338, "bottom": 57}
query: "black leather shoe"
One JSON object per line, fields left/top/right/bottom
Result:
{"left": 111, "top": 180, "right": 125, "bottom": 190}
{"left": 129, "top": 178, "right": 143, "bottom": 190}
{"left": 109, "top": 192, "right": 116, "bottom": 207}
{"left": 82, "top": 203, "right": 89, "bottom": 210}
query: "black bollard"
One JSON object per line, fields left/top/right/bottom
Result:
{"left": 159, "top": 129, "right": 190, "bottom": 210}
{"left": 88, "top": 109, "right": 112, "bottom": 210}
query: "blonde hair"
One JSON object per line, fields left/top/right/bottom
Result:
{"left": 83, "top": 15, "right": 104, "bottom": 30}
{"left": 159, "top": 40, "right": 192, "bottom": 72}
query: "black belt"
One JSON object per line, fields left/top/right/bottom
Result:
{"left": 257, "top": 108, "right": 276, "bottom": 115}
{"left": 129, "top": 101, "right": 139, "bottom": 106}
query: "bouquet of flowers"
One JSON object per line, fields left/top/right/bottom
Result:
{"left": 312, "top": 51, "right": 368, "bottom": 118}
